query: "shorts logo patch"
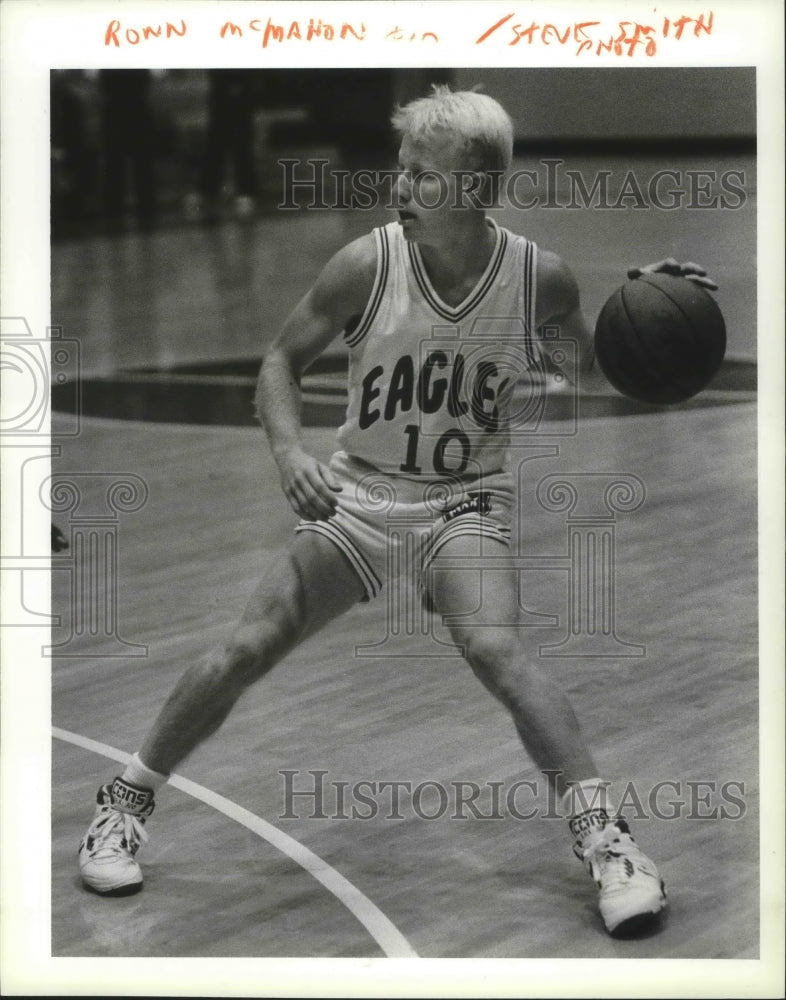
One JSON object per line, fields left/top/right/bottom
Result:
{"left": 441, "top": 490, "right": 492, "bottom": 523}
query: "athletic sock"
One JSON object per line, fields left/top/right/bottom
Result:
{"left": 121, "top": 752, "right": 169, "bottom": 794}
{"left": 562, "top": 777, "right": 614, "bottom": 846}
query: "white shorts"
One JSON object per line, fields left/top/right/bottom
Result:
{"left": 295, "top": 451, "right": 513, "bottom": 601}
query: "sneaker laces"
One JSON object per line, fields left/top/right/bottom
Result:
{"left": 86, "top": 805, "right": 148, "bottom": 859}
{"left": 576, "top": 824, "right": 636, "bottom": 890}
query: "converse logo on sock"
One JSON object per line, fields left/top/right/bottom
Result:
{"left": 569, "top": 807, "right": 609, "bottom": 842}
{"left": 110, "top": 777, "right": 155, "bottom": 815}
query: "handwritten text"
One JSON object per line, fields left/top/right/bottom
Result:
{"left": 475, "top": 12, "right": 714, "bottom": 56}
{"left": 102, "top": 11, "right": 715, "bottom": 54}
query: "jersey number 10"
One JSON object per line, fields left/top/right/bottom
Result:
{"left": 400, "top": 424, "right": 472, "bottom": 476}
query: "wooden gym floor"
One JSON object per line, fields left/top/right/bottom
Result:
{"left": 50, "top": 151, "right": 762, "bottom": 961}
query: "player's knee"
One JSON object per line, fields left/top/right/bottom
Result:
{"left": 462, "top": 634, "right": 534, "bottom": 713}
{"left": 460, "top": 629, "right": 521, "bottom": 683}
{"left": 217, "top": 622, "right": 284, "bottom": 690}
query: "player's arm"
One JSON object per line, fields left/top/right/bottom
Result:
{"left": 255, "top": 233, "right": 377, "bottom": 521}
{"left": 535, "top": 250, "right": 608, "bottom": 393}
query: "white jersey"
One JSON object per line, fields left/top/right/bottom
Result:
{"left": 336, "top": 218, "right": 538, "bottom": 481}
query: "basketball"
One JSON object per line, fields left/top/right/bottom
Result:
{"left": 594, "top": 273, "right": 726, "bottom": 405}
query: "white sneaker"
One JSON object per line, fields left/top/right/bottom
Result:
{"left": 576, "top": 819, "right": 667, "bottom": 936}
{"left": 79, "top": 779, "right": 154, "bottom": 896}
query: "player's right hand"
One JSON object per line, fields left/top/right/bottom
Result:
{"left": 277, "top": 449, "right": 342, "bottom": 521}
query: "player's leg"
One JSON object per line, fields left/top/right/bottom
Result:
{"left": 426, "top": 534, "right": 597, "bottom": 797}
{"left": 79, "top": 530, "right": 365, "bottom": 895}
{"left": 425, "top": 534, "right": 667, "bottom": 936}
{"left": 138, "top": 531, "right": 365, "bottom": 774}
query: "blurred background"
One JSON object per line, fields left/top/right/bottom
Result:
{"left": 51, "top": 67, "right": 755, "bottom": 237}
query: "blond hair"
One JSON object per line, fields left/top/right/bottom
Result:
{"left": 391, "top": 85, "right": 514, "bottom": 180}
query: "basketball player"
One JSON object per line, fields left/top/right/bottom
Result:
{"left": 78, "top": 87, "right": 716, "bottom": 938}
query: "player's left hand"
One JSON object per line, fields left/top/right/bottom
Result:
{"left": 627, "top": 258, "right": 718, "bottom": 290}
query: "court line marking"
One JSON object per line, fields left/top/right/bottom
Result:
{"left": 53, "top": 726, "right": 419, "bottom": 958}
